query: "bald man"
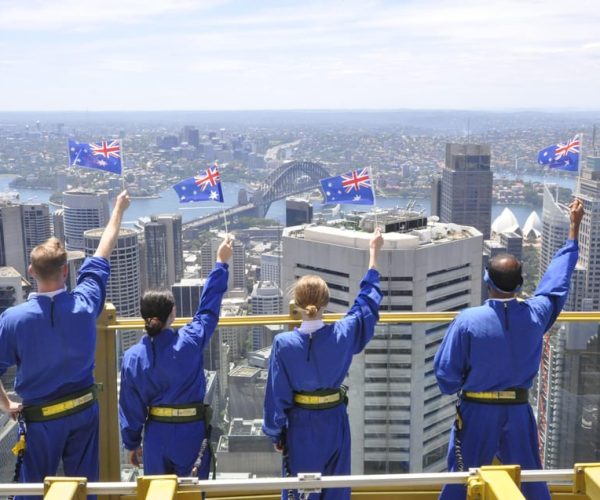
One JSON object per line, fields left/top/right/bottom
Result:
{"left": 434, "top": 199, "right": 584, "bottom": 500}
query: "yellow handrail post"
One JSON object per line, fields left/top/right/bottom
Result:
{"left": 43, "top": 477, "right": 87, "bottom": 500}
{"left": 573, "top": 462, "right": 600, "bottom": 498}
{"left": 467, "top": 465, "right": 524, "bottom": 500}
{"left": 95, "top": 302, "right": 120, "bottom": 500}
{"left": 137, "top": 475, "right": 177, "bottom": 500}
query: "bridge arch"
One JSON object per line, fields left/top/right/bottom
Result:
{"left": 252, "top": 160, "right": 330, "bottom": 216}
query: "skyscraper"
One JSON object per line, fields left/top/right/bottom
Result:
{"left": 145, "top": 214, "right": 183, "bottom": 290}
{"left": 440, "top": 143, "right": 493, "bottom": 238}
{"left": 63, "top": 190, "right": 110, "bottom": 251}
{"left": 172, "top": 279, "right": 204, "bottom": 317}
{"left": 536, "top": 157, "right": 600, "bottom": 468}
{"left": 285, "top": 197, "right": 313, "bottom": 227}
{"left": 0, "top": 202, "right": 51, "bottom": 287}
{"left": 84, "top": 228, "right": 141, "bottom": 354}
{"left": 201, "top": 237, "right": 246, "bottom": 291}
{"left": 281, "top": 212, "right": 483, "bottom": 473}
{"left": 249, "top": 281, "right": 283, "bottom": 350}
{"left": 260, "top": 251, "right": 282, "bottom": 287}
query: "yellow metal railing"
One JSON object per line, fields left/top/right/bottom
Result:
{"left": 2, "top": 464, "right": 600, "bottom": 499}
{"left": 91, "top": 306, "right": 600, "bottom": 500}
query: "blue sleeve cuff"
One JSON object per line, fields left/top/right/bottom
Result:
{"left": 364, "top": 268, "right": 380, "bottom": 283}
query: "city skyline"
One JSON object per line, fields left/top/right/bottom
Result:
{"left": 1, "top": 0, "right": 600, "bottom": 111}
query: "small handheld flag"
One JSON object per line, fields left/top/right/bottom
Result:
{"left": 319, "top": 168, "right": 375, "bottom": 205}
{"left": 68, "top": 139, "right": 122, "bottom": 174}
{"left": 537, "top": 135, "right": 580, "bottom": 172}
{"left": 173, "top": 165, "right": 224, "bottom": 203}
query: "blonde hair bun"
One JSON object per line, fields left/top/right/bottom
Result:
{"left": 305, "top": 305, "right": 318, "bottom": 318}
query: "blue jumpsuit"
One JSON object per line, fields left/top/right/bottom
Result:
{"left": 119, "top": 262, "right": 228, "bottom": 477}
{"left": 263, "top": 269, "right": 382, "bottom": 500}
{"left": 434, "top": 239, "right": 579, "bottom": 500}
{"left": 0, "top": 257, "right": 110, "bottom": 500}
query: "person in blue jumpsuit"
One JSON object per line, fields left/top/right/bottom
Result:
{"left": 263, "top": 227, "right": 384, "bottom": 500}
{"left": 434, "top": 198, "right": 584, "bottom": 500}
{"left": 119, "top": 235, "right": 233, "bottom": 477}
{"left": 0, "top": 190, "right": 130, "bottom": 500}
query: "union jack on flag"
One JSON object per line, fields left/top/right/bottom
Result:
{"left": 194, "top": 166, "right": 221, "bottom": 191}
{"left": 319, "top": 168, "right": 375, "bottom": 205}
{"left": 68, "top": 139, "right": 122, "bottom": 174}
{"left": 537, "top": 135, "right": 580, "bottom": 172}
{"left": 173, "top": 165, "right": 224, "bottom": 203}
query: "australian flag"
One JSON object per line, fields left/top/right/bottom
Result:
{"left": 68, "top": 139, "right": 122, "bottom": 174}
{"left": 320, "top": 168, "right": 374, "bottom": 205}
{"left": 537, "top": 135, "right": 580, "bottom": 172}
{"left": 173, "top": 165, "right": 224, "bottom": 203}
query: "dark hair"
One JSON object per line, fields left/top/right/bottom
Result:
{"left": 487, "top": 253, "right": 523, "bottom": 293}
{"left": 140, "top": 290, "right": 175, "bottom": 336}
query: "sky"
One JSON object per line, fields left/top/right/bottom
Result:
{"left": 0, "top": 0, "right": 599, "bottom": 111}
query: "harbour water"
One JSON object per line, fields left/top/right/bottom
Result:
{"left": 0, "top": 173, "right": 577, "bottom": 229}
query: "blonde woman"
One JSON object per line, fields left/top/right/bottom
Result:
{"left": 263, "top": 228, "right": 383, "bottom": 500}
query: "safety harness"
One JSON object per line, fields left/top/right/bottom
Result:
{"left": 148, "top": 403, "right": 216, "bottom": 479}
{"left": 453, "top": 388, "right": 530, "bottom": 471}
{"left": 293, "top": 386, "right": 348, "bottom": 410}
{"left": 21, "top": 385, "right": 98, "bottom": 422}
{"left": 8, "top": 385, "right": 98, "bottom": 498}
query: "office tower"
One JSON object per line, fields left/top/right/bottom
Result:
{"left": 216, "top": 418, "right": 280, "bottom": 477}
{"left": 249, "top": 281, "right": 283, "bottom": 351}
{"left": 201, "top": 237, "right": 246, "bottom": 291}
{"left": 84, "top": 228, "right": 141, "bottom": 354}
{"left": 66, "top": 251, "right": 85, "bottom": 292}
{"left": 440, "top": 143, "right": 493, "bottom": 238}
{"left": 172, "top": 279, "right": 204, "bottom": 317}
{"left": 144, "top": 222, "right": 166, "bottom": 289}
{"left": 431, "top": 176, "right": 442, "bottom": 218}
{"left": 285, "top": 197, "right": 313, "bottom": 227}
{"left": 0, "top": 267, "right": 29, "bottom": 389}
{"left": 536, "top": 156, "right": 600, "bottom": 468}
{"left": 63, "top": 190, "right": 110, "bottom": 251}
{"left": 181, "top": 126, "right": 200, "bottom": 148}
{"left": 0, "top": 202, "right": 51, "bottom": 285}
{"left": 260, "top": 251, "right": 282, "bottom": 287}
{"left": 0, "top": 267, "right": 27, "bottom": 314}
{"left": 218, "top": 299, "right": 248, "bottom": 361}
{"left": 281, "top": 212, "right": 483, "bottom": 473}
{"left": 540, "top": 186, "right": 571, "bottom": 275}
{"left": 145, "top": 214, "right": 183, "bottom": 290}
{"left": 499, "top": 232, "right": 523, "bottom": 261}
{"left": 53, "top": 209, "right": 65, "bottom": 242}
{"left": 228, "top": 365, "right": 266, "bottom": 420}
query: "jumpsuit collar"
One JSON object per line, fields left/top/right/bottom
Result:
{"left": 298, "top": 319, "right": 325, "bottom": 334}
{"left": 28, "top": 286, "right": 67, "bottom": 300}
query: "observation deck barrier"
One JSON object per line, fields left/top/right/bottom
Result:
{"left": 4, "top": 307, "right": 600, "bottom": 499}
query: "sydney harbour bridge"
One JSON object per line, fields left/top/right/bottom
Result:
{"left": 182, "top": 160, "right": 330, "bottom": 237}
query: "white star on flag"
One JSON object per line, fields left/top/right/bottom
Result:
{"left": 181, "top": 186, "right": 186, "bottom": 191}
{"left": 180, "top": 196, "right": 186, "bottom": 201}
{"left": 209, "top": 190, "right": 219, "bottom": 200}
{"left": 328, "top": 182, "right": 332, "bottom": 187}
{"left": 326, "top": 191, "right": 331, "bottom": 196}
{"left": 353, "top": 195, "right": 361, "bottom": 201}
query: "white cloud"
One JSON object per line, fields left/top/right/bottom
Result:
{"left": 1, "top": 0, "right": 600, "bottom": 109}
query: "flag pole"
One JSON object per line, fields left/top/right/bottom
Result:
{"left": 369, "top": 166, "right": 379, "bottom": 229}
{"left": 222, "top": 206, "right": 229, "bottom": 235}
{"left": 120, "top": 138, "right": 126, "bottom": 191}
{"left": 576, "top": 133, "right": 583, "bottom": 197}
